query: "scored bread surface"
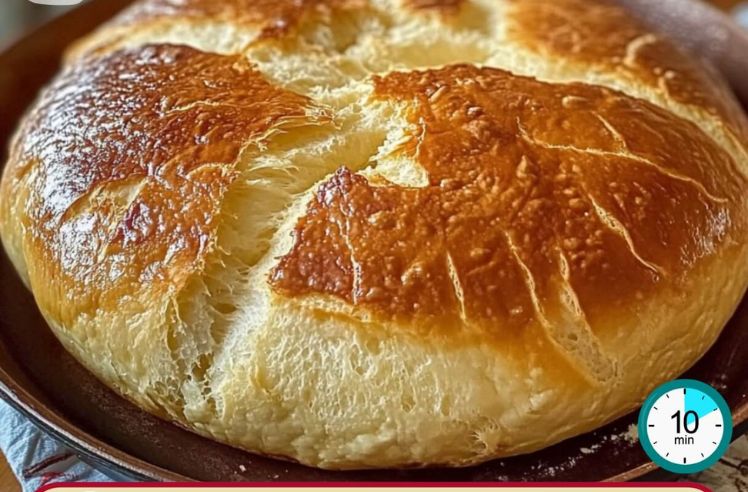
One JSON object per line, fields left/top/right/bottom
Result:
{"left": 1, "top": 0, "right": 747, "bottom": 469}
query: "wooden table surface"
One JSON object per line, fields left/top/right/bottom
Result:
{"left": 712, "top": 0, "right": 745, "bottom": 9}
{"left": 0, "top": 0, "right": 743, "bottom": 490}
{"left": 1, "top": 453, "right": 20, "bottom": 492}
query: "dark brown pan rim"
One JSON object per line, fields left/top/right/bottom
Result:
{"left": 0, "top": 0, "right": 746, "bottom": 483}
{"left": 0, "top": 372, "right": 184, "bottom": 482}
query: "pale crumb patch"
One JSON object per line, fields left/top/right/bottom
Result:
{"left": 624, "top": 423, "right": 639, "bottom": 443}
{"left": 623, "top": 34, "right": 658, "bottom": 68}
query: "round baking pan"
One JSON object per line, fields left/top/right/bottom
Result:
{"left": 0, "top": 0, "right": 746, "bottom": 483}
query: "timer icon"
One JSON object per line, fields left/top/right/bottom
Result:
{"left": 638, "top": 379, "right": 733, "bottom": 474}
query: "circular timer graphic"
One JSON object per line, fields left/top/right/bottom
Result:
{"left": 638, "top": 379, "right": 733, "bottom": 473}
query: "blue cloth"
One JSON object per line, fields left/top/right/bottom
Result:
{"left": 0, "top": 398, "right": 111, "bottom": 492}
{"left": 736, "top": 4, "right": 748, "bottom": 27}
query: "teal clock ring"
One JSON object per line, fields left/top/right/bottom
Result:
{"left": 638, "top": 379, "right": 733, "bottom": 474}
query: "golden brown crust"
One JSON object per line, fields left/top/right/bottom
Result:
{"left": 114, "top": 0, "right": 361, "bottom": 40}
{"left": 4, "top": 44, "right": 325, "bottom": 326}
{"left": 402, "top": 0, "right": 464, "bottom": 14}
{"left": 271, "top": 65, "right": 747, "bottom": 335}
{"left": 507, "top": 0, "right": 748, "bottom": 142}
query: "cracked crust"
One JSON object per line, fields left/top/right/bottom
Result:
{"left": 270, "top": 65, "right": 747, "bottom": 385}
{"left": 0, "top": 44, "right": 327, "bottom": 327}
{"left": 507, "top": 0, "right": 748, "bottom": 144}
{"left": 1, "top": 0, "right": 748, "bottom": 471}
{"left": 273, "top": 66, "right": 743, "bottom": 326}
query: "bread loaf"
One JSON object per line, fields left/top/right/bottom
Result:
{"left": 1, "top": 0, "right": 747, "bottom": 469}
